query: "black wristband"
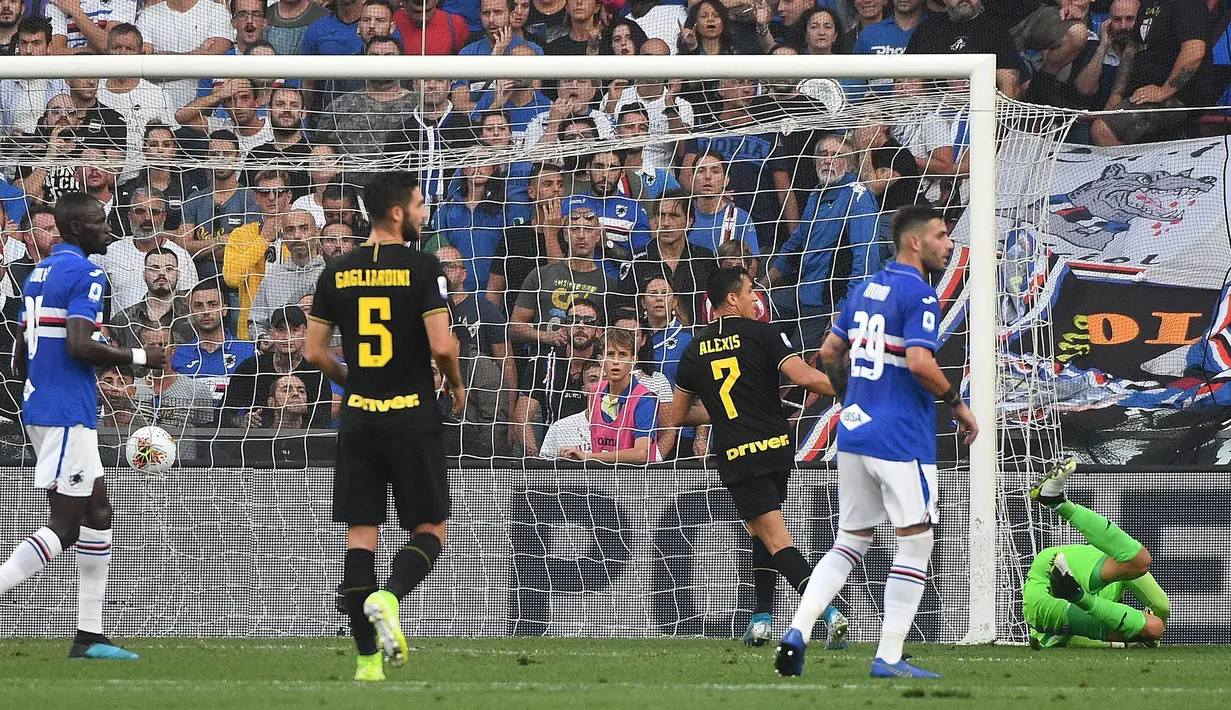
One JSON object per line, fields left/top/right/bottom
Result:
{"left": 942, "top": 386, "right": 962, "bottom": 408}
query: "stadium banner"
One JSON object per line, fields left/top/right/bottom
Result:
{"left": 890, "top": 136, "right": 1231, "bottom": 469}
{"left": 0, "top": 467, "right": 1224, "bottom": 644}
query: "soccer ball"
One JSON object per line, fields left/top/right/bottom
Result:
{"left": 125, "top": 426, "right": 177, "bottom": 474}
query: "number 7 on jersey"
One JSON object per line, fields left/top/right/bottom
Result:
{"left": 711, "top": 356, "right": 741, "bottom": 418}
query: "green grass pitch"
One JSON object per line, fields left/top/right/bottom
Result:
{"left": 1, "top": 638, "right": 1229, "bottom": 709}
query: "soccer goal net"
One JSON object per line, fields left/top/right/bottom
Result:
{"left": 0, "top": 54, "right": 1073, "bottom": 644}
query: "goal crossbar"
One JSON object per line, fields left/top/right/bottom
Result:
{"left": 1, "top": 53, "right": 1000, "bottom": 644}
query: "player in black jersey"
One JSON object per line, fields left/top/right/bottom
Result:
{"left": 670, "top": 266, "right": 847, "bottom": 648}
{"left": 304, "top": 171, "right": 465, "bottom": 682}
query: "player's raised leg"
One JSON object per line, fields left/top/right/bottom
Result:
{"left": 1031, "top": 461, "right": 1169, "bottom": 645}
{"left": 742, "top": 499, "right": 847, "bottom": 650}
{"left": 777, "top": 450, "right": 883, "bottom": 677}
{"left": 70, "top": 477, "right": 137, "bottom": 659}
{"left": 1031, "top": 460, "right": 1150, "bottom": 584}
{"left": 775, "top": 526, "right": 867, "bottom": 675}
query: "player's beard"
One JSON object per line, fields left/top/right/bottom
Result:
{"left": 922, "top": 245, "right": 951, "bottom": 274}
{"left": 400, "top": 217, "right": 420, "bottom": 243}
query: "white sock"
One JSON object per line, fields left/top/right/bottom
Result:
{"left": 875, "top": 528, "right": 935, "bottom": 664}
{"left": 789, "top": 531, "right": 871, "bottom": 639}
{"left": 0, "top": 527, "right": 63, "bottom": 594}
{"left": 76, "top": 527, "right": 112, "bottom": 635}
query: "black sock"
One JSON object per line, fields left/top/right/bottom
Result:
{"left": 751, "top": 537, "right": 777, "bottom": 615}
{"left": 74, "top": 630, "right": 108, "bottom": 646}
{"left": 771, "top": 546, "right": 812, "bottom": 596}
{"left": 385, "top": 533, "right": 443, "bottom": 600}
{"left": 343, "top": 548, "right": 379, "bottom": 656}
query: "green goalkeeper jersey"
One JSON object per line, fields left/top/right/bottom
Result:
{"left": 1023, "top": 545, "right": 1127, "bottom": 647}
{"left": 1022, "top": 544, "right": 1169, "bottom": 647}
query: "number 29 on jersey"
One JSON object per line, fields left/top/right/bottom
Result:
{"left": 848, "top": 311, "right": 886, "bottom": 381}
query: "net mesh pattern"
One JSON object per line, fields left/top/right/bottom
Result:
{"left": 0, "top": 68, "right": 1076, "bottom": 642}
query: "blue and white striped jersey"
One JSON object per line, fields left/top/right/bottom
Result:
{"left": 831, "top": 262, "right": 942, "bottom": 464}
{"left": 48, "top": 0, "right": 137, "bottom": 50}
{"left": 19, "top": 243, "right": 108, "bottom": 429}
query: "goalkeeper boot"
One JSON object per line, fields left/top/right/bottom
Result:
{"left": 354, "top": 652, "right": 385, "bottom": 682}
{"left": 742, "top": 613, "right": 773, "bottom": 647}
{"left": 823, "top": 606, "right": 849, "bottom": 651}
{"left": 1047, "top": 553, "right": 1085, "bottom": 604}
{"left": 69, "top": 632, "right": 139, "bottom": 660}
{"left": 871, "top": 657, "right": 940, "bottom": 679}
{"left": 1030, "top": 459, "right": 1077, "bottom": 508}
{"left": 774, "top": 628, "right": 806, "bottom": 677}
{"left": 364, "top": 590, "right": 409, "bottom": 668}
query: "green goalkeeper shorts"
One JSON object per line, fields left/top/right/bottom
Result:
{"left": 1022, "top": 544, "right": 1126, "bottom": 645}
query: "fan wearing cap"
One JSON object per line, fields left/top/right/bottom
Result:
{"left": 221, "top": 304, "right": 333, "bottom": 429}
{"left": 508, "top": 202, "right": 621, "bottom": 354}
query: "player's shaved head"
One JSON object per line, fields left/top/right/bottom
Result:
{"left": 54, "top": 192, "right": 107, "bottom": 246}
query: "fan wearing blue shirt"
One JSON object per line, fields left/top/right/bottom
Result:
{"left": 434, "top": 164, "right": 509, "bottom": 292}
{"left": 458, "top": 0, "right": 543, "bottom": 56}
{"left": 641, "top": 274, "right": 693, "bottom": 387}
{"left": 778, "top": 205, "right": 978, "bottom": 680}
{"left": 301, "top": 0, "right": 403, "bottom": 110}
{"left": 566, "top": 150, "right": 653, "bottom": 277}
{"left": 471, "top": 80, "right": 553, "bottom": 139}
{"left": 171, "top": 278, "right": 257, "bottom": 379}
{"left": 687, "top": 153, "right": 759, "bottom": 256}
{"left": 472, "top": 111, "right": 537, "bottom": 205}
{"left": 769, "top": 133, "right": 882, "bottom": 353}
{"left": 0, "top": 179, "right": 28, "bottom": 226}
{"left": 1, "top": 193, "right": 169, "bottom": 661}
{"left": 688, "top": 130, "right": 782, "bottom": 258}
{"left": 850, "top": 0, "right": 927, "bottom": 96}
{"left": 452, "top": 0, "right": 544, "bottom": 111}
{"left": 443, "top": 0, "right": 481, "bottom": 32}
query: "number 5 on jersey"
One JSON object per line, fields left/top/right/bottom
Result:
{"left": 358, "top": 296, "right": 392, "bottom": 367}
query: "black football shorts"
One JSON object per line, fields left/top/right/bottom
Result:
{"left": 333, "top": 427, "right": 450, "bottom": 530}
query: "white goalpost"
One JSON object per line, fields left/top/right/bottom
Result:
{"left": 0, "top": 53, "right": 1068, "bottom": 645}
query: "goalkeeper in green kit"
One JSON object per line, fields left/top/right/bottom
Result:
{"left": 1024, "top": 460, "right": 1170, "bottom": 649}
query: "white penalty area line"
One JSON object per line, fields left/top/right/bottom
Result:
{"left": 0, "top": 679, "right": 1225, "bottom": 695}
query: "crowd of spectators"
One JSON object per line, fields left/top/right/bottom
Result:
{"left": 0, "top": 0, "right": 1229, "bottom": 464}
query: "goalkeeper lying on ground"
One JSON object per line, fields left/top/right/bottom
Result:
{"left": 1023, "top": 460, "right": 1170, "bottom": 649}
